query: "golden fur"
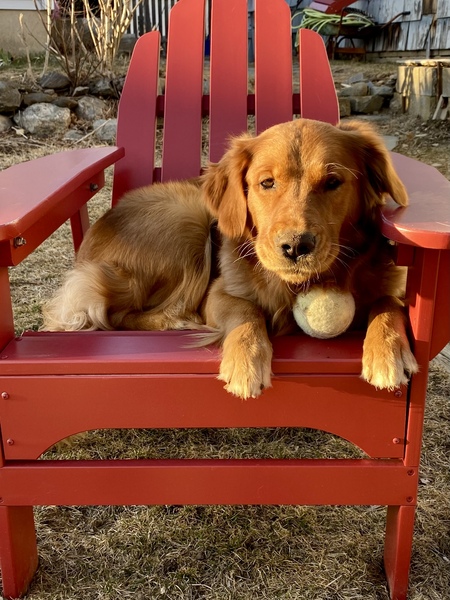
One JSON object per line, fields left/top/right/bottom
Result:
{"left": 43, "top": 118, "right": 418, "bottom": 398}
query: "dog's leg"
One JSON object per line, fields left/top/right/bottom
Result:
{"left": 113, "top": 309, "right": 206, "bottom": 331}
{"left": 362, "top": 297, "right": 418, "bottom": 390}
{"left": 204, "top": 281, "right": 273, "bottom": 399}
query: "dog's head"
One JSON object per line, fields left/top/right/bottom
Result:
{"left": 202, "top": 118, "right": 407, "bottom": 284}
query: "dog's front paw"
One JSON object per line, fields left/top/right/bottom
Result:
{"left": 362, "top": 330, "right": 418, "bottom": 390}
{"left": 218, "top": 324, "right": 273, "bottom": 399}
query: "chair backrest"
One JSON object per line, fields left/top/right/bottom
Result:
{"left": 112, "top": 0, "right": 339, "bottom": 203}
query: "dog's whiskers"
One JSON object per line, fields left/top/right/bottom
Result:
{"left": 234, "top": 241, "right": 257, "bottom": 263}
{"left": 326, "top": 162, "right": 361, "bottom": 179}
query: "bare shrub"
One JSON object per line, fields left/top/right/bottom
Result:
{"left": 31, "top": 0, "right": 143, "bottom": 88}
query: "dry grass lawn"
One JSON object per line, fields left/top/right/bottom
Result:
{"left": 0, "top": 58, "right": 449, "bottom": 600}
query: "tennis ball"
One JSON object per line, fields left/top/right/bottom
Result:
{"left": 293, "top": 286, "right": 355, "bottom": 339}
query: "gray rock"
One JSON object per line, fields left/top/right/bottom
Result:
{"left": 63, "top": 129, "right": 85, "bottom": 142}
{"left": 349, "top": 95, "right": 384, "bottom": 114}
{"left": 38, "top": 71, "right": 71, "bottom": 91}
{"left": 73, "top": 86, "right": 90, "bottom": 97}
{"left": 92, "top": 118, "right": 117, "bottom": 142}
{"left": 389, "top": 93, "right": 404, "bottom": 114}
{"left": 22, "top": 92, "right": 57, "bottom": 107}
{"left": 119, "top": 33, "right": 137, "bottom": 55}
{"left": 0, "top": 114, "right": 13, "bottom": 133}
{"left": 369, "top": 85, "right": 394, "bottom": 98}
{"left": 338, "top": 82, "right": 369, "bottom": 97}
{"left": 75, "top": 96, "right": 106, "bottom": 121}
{"left": 15, "top": 103, "right": 71, "bottom": 137}
{"left": 338, "top": 97, "right": 351, "bottom": 118}
{"left": 0, "top": 81, "right": 21, "bottom": 112}
{"left": 53, "top": 96, "right": 79, "bottom": 110}
{"left": 347, "top": 72, "right": 365, "bottom": 84}
{"left": 89, "top": 78, "right": 116, "bottom": 98}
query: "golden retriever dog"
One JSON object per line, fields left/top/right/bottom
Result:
{"left": 43, "top": 118, "right": 418, "bottom": 399}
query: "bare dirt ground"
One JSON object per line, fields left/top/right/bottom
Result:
{"left": 0, "top": 58, "right": 449, "bottom": 600}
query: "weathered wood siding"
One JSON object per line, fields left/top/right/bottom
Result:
{"left": 350, "top": 0, "right": 450, "bottom": 53}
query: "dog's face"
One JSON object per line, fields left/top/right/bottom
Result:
{"left": 203, "top": 119, "right": 408, "bottom": 284}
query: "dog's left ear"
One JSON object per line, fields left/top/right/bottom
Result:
{"left": 202, "top": 134, "right": 255, "bottom": 239}
{"left": 337, "top": 120, "right": 408, "bottom": 209}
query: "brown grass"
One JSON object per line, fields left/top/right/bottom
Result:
{"left": 1, "top": 59, "right": 449, "bottom": 599}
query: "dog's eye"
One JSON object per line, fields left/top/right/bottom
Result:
{"left": 260, "top": 178, "right": 275, "bottom": 190}
{"left": 324, "top": 176, "right": 343, "bottom": 191}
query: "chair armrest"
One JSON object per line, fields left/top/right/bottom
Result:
{"left": 0, "top": 147, "right": 124, "bottom": 267}
{"left": 381, "top": 153, "right": 450, "bottom": 250}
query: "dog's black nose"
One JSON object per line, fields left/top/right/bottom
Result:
{"left": 281, "top": 233, "right": 316, "bottom": 260}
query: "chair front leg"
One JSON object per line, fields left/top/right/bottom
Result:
{"left": 384, "top": 504, "right": 416, "bottom": 600}
{"left": 0, "top": 505, "right": 38, "bottom": 599}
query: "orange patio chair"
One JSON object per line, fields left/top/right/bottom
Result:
{"left": 0, "top": 1, "right": 449, "bottom": 598}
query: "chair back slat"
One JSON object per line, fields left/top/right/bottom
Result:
{"left": 161, "top": 0, "right": 206, "bottom": 181}
{"left": 298, "top": 28, "right": 340, "bottom": 125}
{"left": 208, "top": 0, "right": 248, "bottom": 162}
{"left": 254, "top": 0, "right": 293, "bottom": 134}
{"left": 113, "top": 32, "right": 160, "bottom": 204}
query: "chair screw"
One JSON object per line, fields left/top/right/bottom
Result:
{"left": 407, "top": 470, "right": 415, "bottom": 476}
{"left": 393, "top": 437, "right": 401, "bottom": 444}
{"left": 6, "top": 439, "right": 14, "bottom": 445}
{"left": 13, "top": 236, "right": 27, "bottom": 248}
{"left": 394, "top": 389, "right": 403, "bottom": 398}
{"left": 406, "top": 496, "right": 414, "bottom": 503}
{"left": 1, "top": 392, "right": 9, "bottom": 399}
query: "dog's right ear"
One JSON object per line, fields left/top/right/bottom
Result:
{"left": 202, "top": 134, "right": 254, "bottom": 239}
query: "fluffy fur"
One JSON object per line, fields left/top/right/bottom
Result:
{"left": 43, "top": 118, "right": 418, "bottom": 398}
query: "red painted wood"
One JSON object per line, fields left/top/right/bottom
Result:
{"left": 430, "top": 250, "right": 450, "bottom": 358}
{"left": 0, "top": 172, "right": 105, "bottom": 267}
{"left": 209, "top": 0, "right": 248, "bottom": 161}
{"left": 113, "top": 32, "right": 160, "bottom": 204}
{"left": 0, "top": 330, "right": 366, "bottom": 375}
{"left": 161, "top": 0, "right": 205, "bottom": 181}
{"left": 0, "top": 460, "right": 416, "bottom": 507}
{"left": 309, "top": 1, "right": 358, "bottom": 14}
{"left": 0, "top": 147, "right": 123, "bottom": 243}
{"left": 404, "top": 248, "right": 440, "bottom": 467}
{"left": 0, "top": 506, "right": 38, "bottom": 600}
{"left": 0, "top": 268, "right": 14, "bottom": 351}
{"left": 0, "top": 372, "right": 405, "bottom": 460}
{"left": 382, "top": 154, "right": 450, "bottom": 250}
{"left": 298, "top": 29, "right": 340, "bottom": 124}
{"left": 69, "top": 204, "right": 90, "bottom": 252}
{"left": 254, "top": 0, "right": 293, "bottom": 133}
{"left": 384, "top": 505, "right": 417, "bottom": 600}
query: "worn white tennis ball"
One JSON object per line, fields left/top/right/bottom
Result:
{"left": 293, "top": 287, "right": 355, "bottom": 339}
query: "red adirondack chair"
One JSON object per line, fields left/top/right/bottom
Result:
{"left": 0, "top": 1, "right": 449, "bottom": 598}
